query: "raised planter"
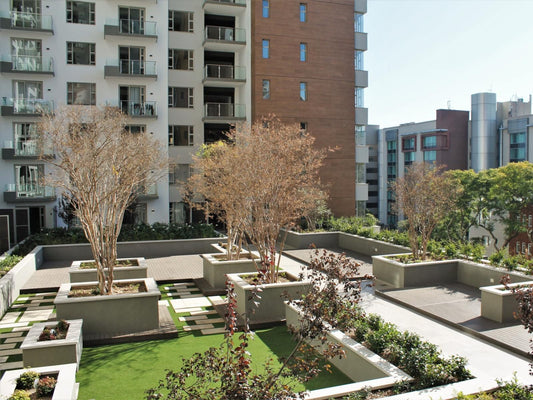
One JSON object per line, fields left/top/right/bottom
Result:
{"left": 21, "top": 319, "right": 83, "bottom": 370}
{"left": 54, "top": 278, "right": 160, "bottom": 336}
{"left": 227, "top": 271, "right": 310, "bottom": 325}
{"left": 202, "top": 252, "right": 259, "bottom": 290}
{"left": 0, "top": 364, "right": 79, "bottom": 400}
{"left": 285, "top": 303, "right": 412, "bottom": 391}
{"left": 69, "top": 257, "right": 148, "bottom": 283}
{"left": 480, "top": 281, "right": 533, "bottom": 323}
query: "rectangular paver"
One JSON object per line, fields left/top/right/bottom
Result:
{"left": 201, "top": 327, "right": 227, "bottom": 335}
{"left": 190, "top": 310, "right": 218, "bottom": 316}
{"left": 1, "top": 312, "right": 20, "bottom": 324}
{"left": 179, "top": 315, "right": 208, "bottom": 322}
{"left": 0, "top": 343, "right": 16, "bottom": 350}
{"left": 183, "top": 323, "right": 214, "bottom": 331}
{"left": 0, "top": 322, "right": 28, "bottom": 329}
{"left": 18, "top": 309, "right": 52, "bottom": 323}
{"left": 170, "top": 297, "right": 212, "bottom": 311}
{"left": 0, "top": 361, "right": 23, "bottom": 370}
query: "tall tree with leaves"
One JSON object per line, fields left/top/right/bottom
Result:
{"left": 392, "top": 162, "right": 460, "bottom": 260}
{"left": 39, "top": 106, "right": 167, "bottom": 294}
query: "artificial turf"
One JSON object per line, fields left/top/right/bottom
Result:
{"left": 76, "top": 325, "right": 352, "bottom": 400}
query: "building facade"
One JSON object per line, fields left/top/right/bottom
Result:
{"left": 0, "top": 0, "right": 367, "bottom": 248}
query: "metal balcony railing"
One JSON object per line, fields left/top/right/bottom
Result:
{"left": 2, "top": 55, "right": 54, "bottom": 73}
{"left": 120, "top": 101, "right": 157, "bottom": 117}
{"left": 204, "top": 103, "right": 245, "bottom": 118}
{"left": 204, "top": 0, "right": 246, "bottom": 5}
{"left": 205, "top": 26, "right": 245, "bottom": 43}
{"left": 204, "top": 64, "right": 245, "bottom": 80}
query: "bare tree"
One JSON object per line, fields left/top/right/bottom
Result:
{"left": 392, "top": 162, "right": 459, "bottom": 260}
{"left": 39, "top": 106, "right": 167, "bottom": 294}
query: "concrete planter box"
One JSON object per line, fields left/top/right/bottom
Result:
{"left": 21, "top": 319, "right": 83, "bottom": 370}
{"left": 285, "top": 303, "right": 412, "bottom": 398}
{"left": 480, "top": 281, "right": 533, "bottom": 323}
{"left": 202, "top": 252, "right": 259, "bottom": 290}
{"left": 0, "top": 364, "right": 79, "bottom": 400}
{"left": 227, "top": 271, "right": 310, "bottom": 324}
{"left": 373, "top": 254, "right": 457, "bottom": 289}
{"left": 54, "top": 278, "right": 160, "bottom": 336}
{"left": 69, "top": 257, "right": 148, "bottom": 283}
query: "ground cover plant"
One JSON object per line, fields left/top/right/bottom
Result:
{"left": 38, "top": 320, "right": 69, "bottom": 341}
{"left": 0, "top": 255, "right": 23, "bottom": 277}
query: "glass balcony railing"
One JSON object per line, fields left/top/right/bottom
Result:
{"left": 118, "top": 59, "right": 156, "bottom": 75}
{"left": 204, "top": 103, "right": 245, "bottom": 118}
{"left": 120, "top": 101, "right": 157, "bottom": 117}
{"left": 2, "top": 98, "right": 54, "bottom": 114}
{"left": 205, "top": 26, "right": 245, "bottom": 43}
{"left": 6, "top": 183, "right": 54, "bottom": 198}
{"left": 1, "top": 55, "right": 54, "bottom": 73}
{"left": 3, "top": 140, "right": 53, "bottom": 157}
{"left": 7, "top": 11, "right": 53, "bottom": 31}
{"left": 136, "top": 184, "right": 157, "bottom": 197}
{"left": 105, "top": 18, "right": 157, "bottom": 36}
{"left": 204, "top": 0, "right": 246, "bottom": 5}
{"left": 204, "top": 64, "right": 245, "bottom": 80}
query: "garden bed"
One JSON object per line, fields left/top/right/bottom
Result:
{"left": 21, "top": 319, "right": 83, "bottom": 369}
{"left": 202, "top": 252, "right": 259, "bottom": 290}
{"left": 69, "top": 257, "right": 148, "bottom": 283}
{"left": 480, "top": 281, "right": 533, "bottom": 323}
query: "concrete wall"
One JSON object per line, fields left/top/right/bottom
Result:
{"left": 457, "top": 260, "right": 532, "bottom": 287}
{"left": 282, "top": 230, "right": 339, "bottom": 249}
{"left": 0, "top": 245, "right": 43, "bottom": 317}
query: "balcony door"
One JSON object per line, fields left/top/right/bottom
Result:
{"left": 119, "top": 86, "right": 145, "bottom": 115}
{"left": 12, "top": 0, "right": 41, "bottom": 13}
{"left": 15, "top": 164, "right": 41, "bottom": 196}
{"left": 119, "top": 7, "right": 145, "bottom": 34}
{"left": 119, "top": 46, "right": 145, "bottom": 74}
{"left": 13, "top": 80, "right": 42, "bottom": 100}
{"left": 11, "top": 38, "right": 42, "bottom": 71}
{"left": 14, "top": 123, "right": 37, "bottom": 155}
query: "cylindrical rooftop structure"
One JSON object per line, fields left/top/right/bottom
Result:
{"left": 471, "top": 92, "right": 497, "bottom": 172}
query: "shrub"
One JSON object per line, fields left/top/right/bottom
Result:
{"left": 0, "top": 255, "right": 23, "bottom": 276}
{"left": 15, "top": 370, "right": 38, "bottom": 390}
{"left": 36, "top": 376, "right": 57, "bottom": 397}
{"left": 7, "top": 390, "right": 31, "bottom": 400}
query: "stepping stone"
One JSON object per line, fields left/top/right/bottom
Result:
{"left": 0, "top": 361, "right": 23, "bottom": 370}
{"left": 35, "top": 292, "right": 57, "bottom": 297}
{"left": 0, "top": 356, "right": 8, "bottom": 363}
{"left": 179, "top": 294, "right": 204, "bottom": 299}
{"left": 172, "top": 307, "right": 203, "bottom": 314}
{"left": 170, "top": 297, "right": 212, "bottom": 312}
{"left": 205, "top": 318, "right": 225, "bottom": 324}
{"left": 179, "top": 315, "right": 208, "bottom": 322}
{"left": 172, "top": 290, "right": 192, "bottom": 295}
{"left": 201, "top": 327, "right": 227, "bottom": 335}
{"left": 190, "top": 309, "right": 218, "bottom": 316}
{"left": 9, "top": 304, "right": 28, "bottom": 309}
{"left": 26, "top": 305, "right": 54, "bottom": 311}
{"left": 0, "top": 322, "right": 28, "bottom": 329}
{"left": 16, "top": 297, "right": 29, "bottom": 302}
{"left": 4, "top": 338, "right": 23, "bottom": 344}
{"left": 0, "top": 348, "right": 23, "bottom": 356}
{"left": 183, "top": 323, "right": 214, "bottom": 331}
{"left": 158, "top": 300, "right": 169, "bottom": 306}
{"left": 12, "top": 327, "right": 30, "bottom": 332}
{"left": 0, "top": 343, "right": 17, "bottom": 350}
{"left": 1, "top": 313, "right": 20, "bottom": 324}
{"left": 0, "top": 332, "right": 23, "bottom": 339}
{"left": 18, "top": 310, "right": 52, "bottom": 323}
{"left": 208, "top": 296, "right": 227, "bottom": 306}
{"left": 171, "top": 283, "right": 194, "bottom": 288}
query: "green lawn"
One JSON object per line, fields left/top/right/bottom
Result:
{"left": 77, "top": 325, "right": 352, "bottom": 400}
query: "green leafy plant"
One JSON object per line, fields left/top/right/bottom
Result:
{"left": 36, "top": 376, "right": 57, "bottom": 397}
{"left": 7, "top": 390, "right": 31, "bottom": 400}
{"left": 15, "top": 370, "right": 39, "bottom": 390}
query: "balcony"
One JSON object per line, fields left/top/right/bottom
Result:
{"left": 4, "top": 184, "right": 55, "bottom": 203}
{"left": 104, "top": 19, "right": 157, "bottom": 39}
{"left": 204, "top": 26, "right": 245, "bottom": 48}
{"left": 120, "top": 101, "right": 157, "bottom": 118}
{"left": 104, "top": 60, "right": 157, "bottom": 78}
{"left": 203, "top": 0, "right": 246, "bottom": 15}
{"left": 136, "top": 184, "right": 158, "bottom": 201}
{"left": 1, "top": 98, "right": 54, "bottom": 116}
{"left": 203, "top": 103, "right": 245, "bottom": 121}
{"left": 2, "top": 140, "right": 53, "bottom": 159}
{"left": 0, "top": 55, "right": 54, "bottom": 75}
{"left": 0, "top": 11, "right": 53, "bottom": 33}
{"left": 203, "top": 64, "right": 245, "bottom": 85}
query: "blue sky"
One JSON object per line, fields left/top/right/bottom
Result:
{"left": 365, "top": 0, "right": 533, "bottom": 128}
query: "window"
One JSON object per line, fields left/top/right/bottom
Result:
{"left": 404, "top": 151, "right": 415, "bottom": 165}
{"left": 300, "top": 122, "right": 308, "bottom": 133}
{"left": 510, "top": 131, "right": 527, "bottom": 162}
{"left": 423, "top": 135, "right": 437, "bottom": 149}
{"left": 170, "top": 202, "right": 186, "bottom": 224}
{"left": 168, "top": 125, "right": 194, "bottom": 146}
{"left": 67, "top": 82, "right": 96, "bottom": 105}
{"left": 424, "top": 150, "right": 436, "bottom": 163}
{"left": 299, "top": 3, "right": 307, "bottom": 22}
{"left": 169, "top": 164, "right": 191, "bottom": 184}
{"left": 125, "top": 125, "right": 146, "bottom": 134}
{"left": 387, "top": 140, "right": 397, "bottom": 151}
{"left": 262, "top": 0, "right": 269, "bottom": 18}
{"left": 387, "top": 152, "right": 396, "bottom": 163}
{"left": 354, "top": 13, "right": 364, "bottom": 32}
{"left": 529, "top": 214, "right": 532, "bottom": 228}
{"left": 262, "top": 80, "right": 270, "bottom": 100}
{"left": 169, "top": 10, "right": 193, "bottom": 32}
{"left": 66, "top": 1, "right": 95, "bottom": 25}
{"left": 15, "top": 164, "right": 43, "bottom": 195}
{"left": 300, "top": 43, "right": 307, "bottom": 62}
{"left": 355, "top": 50, "right": 364, "bottom": 70}
{"left": 299, "top": 82, "right": 307, "bottom": 101}
{"left": 516, "top": 241, "right": 521, "bottom": 254}
{"left": 168, "top": 49, "right": 193, "bottom": 70}
{"left": 355, "top": 88, "right": 364, "bottom": 107}
{"left": 67, "top": 42, "right": 95, "bottom": 65}
{"left": 402, "top": 137, "right": 415, "bottom": 151}
{"left": 262, "top": 39, "right": 269, "bottom": 59}
{"left": 168, "top": 87, "right": 193, "bottom": 108}
{"left": 13, "top": 122, "right": 38, "bottom": 156}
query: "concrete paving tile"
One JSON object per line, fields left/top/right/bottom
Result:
{"left": 178, "top": 315, "right": 208, "bottom": 322}
{"left": 25, "top": 305, "right": 54, "bottom": 311}
{"left": 170, "top": 297, "right": 212, "bottom": 312}
{"left": 18, "top": 310, "right": 52, "bottom": 323}
{"left": 0, "top": 348, "right": 23, "bottom": 356}
{"left": 201, "top": 327, "right": 227, "bottom": 335}
{"left": 205, "top": 318, "right": 225, "bottom": 324}
{"left": 178, "top": 294, "right": 204, "bottom": 299}
{"left": 172, "top": 307, "right": 203, "bottom": 314}
{"left": 0, "top": 356, "right": 8, "bottom": 363}
{"left": 208, "top": 296, "right": 227, "bottom": 306}
{"left": 4, "top": 337, "right": 23, "bottom": 344}
{"left": 1, "top": 312, "right": 20, "bottom": 324}
{"left": 171, "top": 282, "right": 195, "bottom": 288}
{"left": 158, "top": 300, "right": 169, "bottom": 306}
{"left": 189, "top": 310, "right": 218, "bottom": 316}
{"left": 0, "top": 323, "right": 28, "bottom": 329}
{"left": 12, "top": 327, "right": 31, "bottom": 332}
{"left": 16, "top": 297, "right": 29, "bottom": 302}
{"left": 0, "top": 332, "right": 22, "bottom": 339}
{"left": 0, "top": 343, "right": 17, "bottom": 350}
{"left": 0, "top": 361, "right": 23, "bottom": 370}
{"left": 182, "top": 323, "right": 214, "bottom": 331}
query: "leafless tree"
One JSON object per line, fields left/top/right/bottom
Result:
{"left": 392, "top": 162, "right": 459, "bottom": 260}
{"left": 39, "top": 106, "right": 167, "bottom": 294}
